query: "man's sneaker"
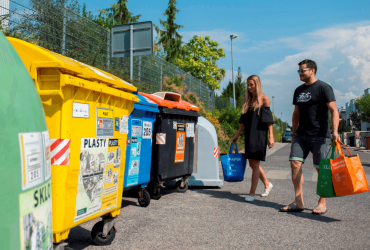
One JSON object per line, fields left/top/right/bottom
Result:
{"left": 261, "top": 183, "right": 273, "bottom": 197}
{"left": 245, "top": 195, "right": 256, "bottom": 202}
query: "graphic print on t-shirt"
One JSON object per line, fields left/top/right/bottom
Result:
{"left": 297, "top": 92, "right": 311, "bottom": 102}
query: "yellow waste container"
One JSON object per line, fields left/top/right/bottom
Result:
{"left": 8, "top": 37, "right": 139, "bottom": 247}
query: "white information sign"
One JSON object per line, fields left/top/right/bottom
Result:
{"left": 72, "top": 102, "right": 89, "bottom": 118}
{"left": 142, "top": 121, "right": 152, "bottom": 139}
{"left": 42, "top": 131, "right": 51, "bottom": 181}
{"left": 120, "top": 115, "right": 128, "bottom": 134}
{"left": 186, "top": 123, "right": 195, "bottom": 137}
{"left": 19, "top": 132, "right": 44, "bottom": 190}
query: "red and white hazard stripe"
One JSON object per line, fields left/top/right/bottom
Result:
{"left": 156, "top": 133, "right": 166, "bottom": 145}
{"left": 214, "top": 147, "right": 219, "bottom": 157}
{"left": 50, "top": 139, "right": 71, "bottom": 165}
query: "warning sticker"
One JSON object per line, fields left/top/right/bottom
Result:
{"left": 96, "top": 108, "right": 114, "bottom": 137}
{"left": 175, "top": 123, "right": 186, "bottom": 163}
{"left": 19, "top": 180, "right": 53, "bottom": 250}
{"left": 19, "top": 132, "right": 45, "bottom": 190}
{"left": 186, "top": 123, "right": 194, "bottom": 137}
{"left": 115, "top": 117, "right": 119, "bottom": 131}
{"left": 120, "top": 115, "right": 128, "bottom": 134}
{"left": 142, "top": 121, "right": 152, "bottom": 139}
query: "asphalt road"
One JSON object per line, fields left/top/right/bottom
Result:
{"left": 65, "top": 143, "right": 370, "bottom": 250}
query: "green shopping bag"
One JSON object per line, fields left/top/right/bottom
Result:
{"left": 316, "top": 145, "right": 337, "bottom": 198}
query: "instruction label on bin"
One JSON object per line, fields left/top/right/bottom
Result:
{"left": 19, "top": 180, "right": 53, "bottom": 250}
{"left": 42, "top": 131, "right": 51, "bottom": 181}
{"left": 19, "top": 132, "right": 45, "bottom": 190}
{"left": 96, "top": 108, "right": 114, "bottom": 137}
{"left": 186, "top": 123, "right": 194, "bottom": 137}
{"left": 75, "top": 138, "right": 108, "bottom": 222}
{"left": 127, "top": 136, "right": 141, "bottom": 186}
{"left": 120, "top": 115, "right": 128, "bottom": 134}
{"left": 100, "top": 139, "right": 121, "bottom": 213}
{"left": 175, "top": 123, "right": 186, "bottom": 163}
{"left": 142, "top": 121, "right": 152, "bottom": 139}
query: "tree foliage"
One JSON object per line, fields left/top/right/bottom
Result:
{"left": 175, "top": 35, "right": 226, "bottom": 89}
{"left": 339, "top": 119, "right": 351, "bottom": 133}
{"left": 355, "top": 93, "right": 370, "bottom": 123}
{"left": 99, "top": 0, "right": 141, "bottom": 28}
{"left": 219, "top": 67, "right": 246, "bottom": 107}
{"left": 155, "top": 0, "right": 183, "bottom": 63}
{"left": 349, "top": 112, "right": 361, "bottom": 131}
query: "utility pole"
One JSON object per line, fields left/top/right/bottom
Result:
{"left": 230, "top": 35, "right": 237, "bottom": 108}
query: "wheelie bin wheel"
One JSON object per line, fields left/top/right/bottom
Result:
{"left": 151, "top": 185, "right": 162, "bottom": 200}
{"left": 175, "top": 179, "right": 189, "bottom": 193}
{"left": 91, "top": 221, "right": 116, "bottom": 246}
{"left": 138, "top": 189, "right": 151, "bottom": 207}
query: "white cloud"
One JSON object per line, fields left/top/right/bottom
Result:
{"left": 257, "top": 22, "right": 370, "bottom": 111}
{"left": 349, "top": 85, "right": 359, "bottom": 91}
{"left": 330, "top": 67, "right": 338, "bottom": 73}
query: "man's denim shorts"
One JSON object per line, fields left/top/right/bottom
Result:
{"left": 289, "top": 134, "right": 331, "bottom": 168}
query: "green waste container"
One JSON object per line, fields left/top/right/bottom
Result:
{"left": 0, "top": 32, "right": 52, "bottom": 250}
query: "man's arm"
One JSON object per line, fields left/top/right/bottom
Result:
{"left": 292, "top": 105, "right": 299, "bottom": 135}
{"left": 327, "top": 101, "right": 340, "bottom": 142}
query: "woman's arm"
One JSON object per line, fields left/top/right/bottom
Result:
{"left": 232, "top": 123, "right": 244, "bottom": 142}
{"left": 262, "top": 95, "right": 275, "bottom": 148}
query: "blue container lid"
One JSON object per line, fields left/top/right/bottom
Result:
{"left": 134, "top": 93, "right": 159, "bottom": 113}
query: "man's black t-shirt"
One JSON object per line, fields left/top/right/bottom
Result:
{"left": 293, "top": 80, "right": 335, "bottom": 138}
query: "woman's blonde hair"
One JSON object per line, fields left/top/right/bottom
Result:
{"left": 242, "top": 75, "right": 263, "bottom": 114}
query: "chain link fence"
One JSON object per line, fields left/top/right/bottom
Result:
{"left": 0, "top": 0, "right": 215, "bottom": 109}
{"left": 215, "top": 97, "right": 233, "bottom": 110}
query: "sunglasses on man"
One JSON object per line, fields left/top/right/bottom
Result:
{"left": 297, "top": 68, "right": 311, "bottom": 74}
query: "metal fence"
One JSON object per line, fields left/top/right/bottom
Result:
{"left": 0, "top": 0, "right": 215, "bottom": 109}
{"left": 215, "top": 97, "right": 233, "bottom": 110}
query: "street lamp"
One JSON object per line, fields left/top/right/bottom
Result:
{"left": 230, "top": 34, "right": 237, "bottom": 108}
{"left": 281, "top": 112, "right": 283, "bottom": 134}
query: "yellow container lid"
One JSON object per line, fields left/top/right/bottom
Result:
{"left": 7, "top": 37, "right": 137, "bottom": 93}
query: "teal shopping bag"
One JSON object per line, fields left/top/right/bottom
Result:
{"left": 220, "top": 142, "right": 247, "bottom": 182}
{"left": 316, "top": 145, "right": 337, "bottom": 198}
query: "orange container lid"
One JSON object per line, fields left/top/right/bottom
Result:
{"left": 139, "top": 92, "right": 199, "bottom": 112}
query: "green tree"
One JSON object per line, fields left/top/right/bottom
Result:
{"left": 219, "top": 67, "right": 246, "bottom": 107}
{"left": 99, "top": 0, "right": 141, "bottom": 26}
{"left": 155, "top": 0, "right": 183, "bottom": 63}
{"left": 338, "top": 119, "right": 350, "bottom": 133}
{"left": 355, "top": 93, "right": 370, "bottom": 123}
{"left": 82, "top": 4, "right": 114, "bottom": 29}
{"left": 175, "top": 35, "right": 226, "bottom": 89}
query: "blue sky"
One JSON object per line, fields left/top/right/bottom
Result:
{"left": 83, "top": 0, "right": 370, "bottom": 123}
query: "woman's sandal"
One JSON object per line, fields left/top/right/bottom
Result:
{"left": 280, "top": 204, "right": 304, "bottom": 212}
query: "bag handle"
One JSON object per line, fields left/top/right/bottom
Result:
{"left": 229, "top": 142, "right": 239, "bottom": 154}
{"left": 325, "top": 145, "right": 336, "bottom": 159}
{"left": 335, "top": 140, "right": 352, "bottom": 157}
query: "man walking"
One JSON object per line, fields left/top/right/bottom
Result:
{"left": 280, "top": 59, "right": 339, "bottom": 214}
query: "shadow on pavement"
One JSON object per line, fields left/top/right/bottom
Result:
{"left": 65, "top": 225, "right": 94, "bottom": 250}
{"left": 193, "top": 189, "right": 341, "bottom": 223}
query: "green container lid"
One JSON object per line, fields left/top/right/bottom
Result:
{"left": 0, "top": 32, "right": 52, "bottom": 250}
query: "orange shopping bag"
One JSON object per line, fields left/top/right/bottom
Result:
{"left": 331, "top": 140, "right": 369, "bottom": 196}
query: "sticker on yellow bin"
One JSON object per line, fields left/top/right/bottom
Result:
{"left": 75, "top": 138, "right": 121, "bottom": 222}
{"left": 97, "top": 108, "right": 114, "bottom": 137}
{"left": 175, "top": 123, "right": 186, "bottom": 163}
{"left": 19, "top": 180, "right": 53, "bottom": 250}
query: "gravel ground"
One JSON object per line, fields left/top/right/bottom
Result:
{"left": 65, "top": 143, "right": 370, "bottom": 250}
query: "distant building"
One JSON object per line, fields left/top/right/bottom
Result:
{"left": 341, "top": 88, "right": 370, "bottom": 131}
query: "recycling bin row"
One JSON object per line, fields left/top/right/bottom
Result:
{"left": 1, "top": 34, "right": 222, "bottom": 250}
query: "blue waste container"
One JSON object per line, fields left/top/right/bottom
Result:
{"left": 123, "top": 93, "right": 159, "bottom": 207}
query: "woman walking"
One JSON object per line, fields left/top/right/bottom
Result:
{"left": 232, "top": 75, "right": 275, "bottom": 202}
